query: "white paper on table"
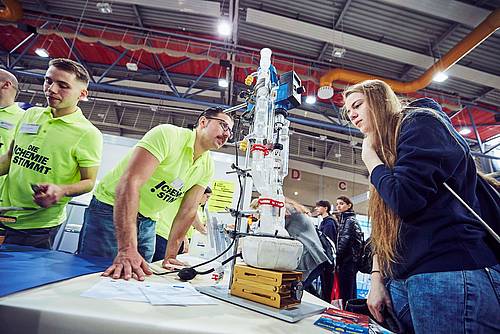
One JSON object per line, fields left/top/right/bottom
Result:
{"left": 139, "top": 282, "right": 218, "bottom": 305}
{"left": 80, "top": 278, "right": 149, "bottom": 303}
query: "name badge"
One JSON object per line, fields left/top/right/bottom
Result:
{"left": 20, "top": 123, "right": 40, "bottom": 134}
{"left": 0, "top": 121, "right": 14, "bottom": 130}
{"left": 171, "top": 178, "right": 184, "bottom": 190}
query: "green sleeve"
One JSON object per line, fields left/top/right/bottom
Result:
{"left": 136, "top": 125, "right": 176, "bottom": 164}
{"left": 74, "top": 127, "right": 103, "bottom": 167}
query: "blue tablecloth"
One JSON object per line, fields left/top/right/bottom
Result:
{"left": 0, "top": 244, "right": 112, "bottom": 297}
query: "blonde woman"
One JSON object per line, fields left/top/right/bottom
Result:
{"left": 343, "top": 80, "right": 499, "bottom": 333}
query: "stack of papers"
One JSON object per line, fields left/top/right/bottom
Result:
{"left": 81, "top": 278, "right": 217, "bottom": 306}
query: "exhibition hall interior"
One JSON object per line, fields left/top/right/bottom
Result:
{"left": 0, "top": 1, "right": 499, "bottom": 333}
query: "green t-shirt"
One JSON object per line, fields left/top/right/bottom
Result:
{"left": 95, "top": 124, "right": 214, "bottom": 227}
{"left": 0, "top": 103, "right": 24, "bottom": 192}
{"left": 1, "top": 106, "right": 103, "bottom": 229}
{"left": 155, "top": 205, "right": 208, "bottom": 240}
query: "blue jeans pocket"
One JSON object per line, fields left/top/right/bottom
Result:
{"left": 486, "top": 264, "right": 500, "bottom": 303}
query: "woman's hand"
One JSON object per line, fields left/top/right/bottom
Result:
{"left": 362, "top": 136, "right": 383, "bottom": 173}
{"left": 367, "top": 273, "right": 392, "bottom": 323}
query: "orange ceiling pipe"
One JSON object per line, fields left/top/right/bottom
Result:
{"left": 318, "top": 8, "right": 500, "bottom": 96}
{"left": 0, "top": 0, "right": 23, "bottom": 21}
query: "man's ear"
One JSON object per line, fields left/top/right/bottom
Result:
{"left": 79, "top": 88, "right": 88, "bottom": 101}
{"left": 198, "top": 116, "right": 209, "bottom": 129}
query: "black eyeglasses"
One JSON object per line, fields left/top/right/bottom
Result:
{"left": 206, "top": 117, "right": 233, "bottom": 138}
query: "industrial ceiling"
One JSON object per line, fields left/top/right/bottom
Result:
{"left": 1, "top": 0, "right": 499, "bottom": 183}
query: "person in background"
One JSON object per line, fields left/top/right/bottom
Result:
{"left": 194, "top": 185, "right": 212, "bottom": 235}
{"left": 0, "top": 59, "right": 102, "bottom": 249}
{"left": 314, "top": 200, "right": 337, "bottom": 241}
{"left": 0, "top": 69, "right": 25, "bottom": 244}
{"left": 284, "top": 197, "right": 330, "bottom": 296}
{"left": 0, "top": 69, "right": 24, "bottom": 191}
{"left": 335, "top": 195, "right": 362, "bottom": 307}
{"left": 313, "top": 200, "right": 337, "bottom": 302}
{"left": 344, "top": 79, "right": 499, "bottom": 333}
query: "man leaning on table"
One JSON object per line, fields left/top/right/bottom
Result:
{"left": 78, "top": 107, "right": 234, "bottom": 281}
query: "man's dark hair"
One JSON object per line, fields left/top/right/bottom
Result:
{"left": 337, "top": 196, "right": 354, "bottom": 211}
{"left": 204, "top": 186, "right": 212, "bottom": 194}
{"left": 194, "top": 106, "right": 231, "bottom": 128}
{"left": 49, "top": 58, "right": 90, "bottom": 85}
{"left": 315, "top": 200, "right": 331, "bottom": 213}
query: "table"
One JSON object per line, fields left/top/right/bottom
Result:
{"left": 0, "top": 257, "right": 332, "bottom": 334}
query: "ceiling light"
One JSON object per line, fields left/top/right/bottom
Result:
{"left": 217, "top": 21, "right": 232, "bottom": 36}
{"left": 317, "top": 86, "right": 333, "bottom": 99}
{"left": 293, "top": 191, "right": 298, "bottom": 196}
{"left": 35, "top": 48, "right": 49, "bottom": 58}
{"left": 126, "top": 62, "right": 138, "bottom": 71}
{"left": 332, "top": 47, "right": 346, "bottom": 58}
{"left": 96, "top": 2, "right": 112, "bottom": 14}
{"left": 459, "top": 127, "right": 471, "bottom": 135}
{"left": 433, "top": 72, "right": 448, "bottom": 82}
{"left": 218, "top": 78, "right": 228, "bottom": 88}
{"left": 305, "top": 95, "right": 316, "bottom": 104}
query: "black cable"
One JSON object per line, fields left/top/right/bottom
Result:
{"left": 168, "top": 252, "right": 243, "bottom": 281}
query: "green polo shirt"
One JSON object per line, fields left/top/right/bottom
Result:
{"left": 0, "top": 103, "right": 24, "bottom": 191}
{"left": 95, "top": 124, "right": 214, "bottom": 224}
{"left": 1, "top": 106, "right": 103, "bottom": 230}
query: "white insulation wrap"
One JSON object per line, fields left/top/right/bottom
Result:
{"left": 241, "top": 236, "right": 303, "bottom": 271}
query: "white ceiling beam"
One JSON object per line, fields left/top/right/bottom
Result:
{"left": 113, "top": 0, "right": 221, "bottom": 17}
{"left": 246, "top": 9, "right": 500, "bottom": 90}
{"left": 377, "top": 0, "right": 492, "bottom": 28}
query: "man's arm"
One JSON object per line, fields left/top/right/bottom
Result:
{"left": 192, "top": 213, "right": 208, "bottom": 234}
{"left": 0, "top": 142, "right": 14, "bottom": 176}
{"left": 102, "top": 147, "right": 159, "bottom": 281}
{"left": 33, "top": 166, "right": 99, "bottom": 207}
{"left": 163, "top": 185, "right": 205, "bottom": 267}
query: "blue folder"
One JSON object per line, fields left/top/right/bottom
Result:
{"left": 0, "top": 244, "right": 112, "bottom": 297}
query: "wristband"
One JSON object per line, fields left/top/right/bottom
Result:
{"left": 371, "top": 270, "right": 381, "bottom": 274}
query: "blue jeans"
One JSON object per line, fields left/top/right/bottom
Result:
{"left": 152, "top": 234, "right": 167, "bottom": 262}
{"left": 3, "top": 225, "right": 61, "bottom": 250}
{"left": 388, "top": 264, "right": 500, "bottom": 333}
{"left": 152, "top": 234, "right": 186, "bottom": 262}
{"left": 77, "top": 197, "right": 156, "bottom": 262}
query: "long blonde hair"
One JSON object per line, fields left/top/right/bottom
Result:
{"left": 343, "top": 80, "right": 404, "bottom": 276}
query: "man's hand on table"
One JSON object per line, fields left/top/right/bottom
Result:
{"left": 102, "top": 247, "right": 152, "bottom": 281}
{"left": 162, "top": 256, "right": 188, "bottom": 269}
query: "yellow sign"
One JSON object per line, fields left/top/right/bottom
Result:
{"left": 208, "top": 180, "right": 235, "bottom": 212}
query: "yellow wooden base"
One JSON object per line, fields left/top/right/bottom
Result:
{"left": 230, "top": 264, "right": 303, "bottom": 309}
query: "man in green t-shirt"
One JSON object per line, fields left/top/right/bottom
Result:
{"left": 78, "top": 107, "right": 233, "bottom": 281}
{"left": 0, "top": 69, "right": 25, "bottom": 242}
{"left": 0, "top": 59, "right": 103, "bottom": 249}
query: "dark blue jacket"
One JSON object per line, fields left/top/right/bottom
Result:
{"left": 319, "top": 215, "right": 337, "bottom": 244}
{"left": 371, "top": 98, "right": 498, "bottom": 279}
